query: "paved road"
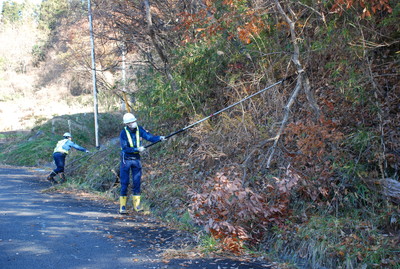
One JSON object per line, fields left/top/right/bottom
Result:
{"left": 0, "top": 166, "right": 273, "bottom": 269}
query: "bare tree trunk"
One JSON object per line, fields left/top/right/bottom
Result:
{"left": 266, "top": 72, "right": 303, "bottom": 168}
{"left": 266, "top": 0, "right": 320, "bottom": 168}
{"left": 275, "top": 0, "right": 319, "bottom": 117}
{"left": 144, "top": 0, "right": 178, "bottom": 91}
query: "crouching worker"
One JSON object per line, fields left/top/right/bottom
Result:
{"left": 119, "top": 113, "right": 166, "bottom": 214}
{"left": 47, "top": 132, "right": 90, "bottom": 184}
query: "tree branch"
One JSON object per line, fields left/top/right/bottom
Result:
{"left": 144, "top": 0, "right": 178, "bottom": 91}
{"left": 266, "top": 0, "right": 320, "bottom": 168}
{"left": 266, "top": 72, "right": 303, "bottom": 168}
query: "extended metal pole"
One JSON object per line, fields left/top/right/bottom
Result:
{"left": 88, "top": 0, "right": 99, "bottom": 148}
{"left": 145, "top": 79, "right": 284, "bottom": 148}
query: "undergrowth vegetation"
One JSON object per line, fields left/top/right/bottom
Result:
{"left": 125, "top": 0, "right": 400, "bottom": 267}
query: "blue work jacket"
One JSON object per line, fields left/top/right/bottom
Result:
{"left": 119, "top": 126, "right": 161, "bottom": 160}
{"left": 53, "top": 139, "right": 87, "bottom": 154}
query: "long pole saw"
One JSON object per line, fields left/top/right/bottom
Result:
{"left": 145, "top": 79, "right": 286, "bottom": 149}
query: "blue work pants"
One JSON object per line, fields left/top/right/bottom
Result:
{"left": 53, "top": 152, "right": 66, "bottom": 174}
{"left": 120, "top": 159, "right": 142, "bottom": 196}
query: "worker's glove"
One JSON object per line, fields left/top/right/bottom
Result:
{"left": 160, "top": 136, "right": 166, "bottom": 141}
{"left": 85, "top": 150, "right": 90, "bottom": 153}
{"left": 138, "top": 146, "right": 145, "bottom": 152}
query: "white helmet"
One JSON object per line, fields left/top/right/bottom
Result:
{"left": 63, "top": 132, "right": 72, "bottom": 138}
{"left": 123, "top": 113, "right": 137, "bottom": 124}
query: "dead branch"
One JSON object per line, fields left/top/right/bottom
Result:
{"left": 144, "top": 0, "right": 178, "bottom": 91}
{"left": 275, "top": 0, "right": 320, "bottom": 117}
{"left": 266, "top": 72, "right": 303, "bottom": 168}
{"left": 297, "top": 1, "right": 327, "bottom": 26}
{"left": 266, "top": 0, "right": 320, "bottom": 168}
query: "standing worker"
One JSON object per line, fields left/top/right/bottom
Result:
{"left": 119, "top": 113, "right": 166, "bottom": 214}
{"left": 47, "top": 132, "right": 90, "bottom": 184}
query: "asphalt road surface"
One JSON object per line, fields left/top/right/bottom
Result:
{"left": 0, "top": 165, "right": 274, "bottom": 269}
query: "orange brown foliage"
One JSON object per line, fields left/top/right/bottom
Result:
{"left": 283, "top": 115, "right": 344, "bottom": 201}
{"left": 188, "top": 167, "right": 297, "bottom": 253}
{"left": 176, "top": 1, "right": 266, "bottom": 44}
{"left": 330, "top": 0, "right": 392, "bottom": 18}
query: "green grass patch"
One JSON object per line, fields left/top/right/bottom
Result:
{"left": 293, "top": 214, "right": 399, "bottom": 268}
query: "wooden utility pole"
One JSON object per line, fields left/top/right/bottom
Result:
{"left": 87, "top": 0, "right": 99, "bottom": 148}
{"left": 121, "top": 43, "right": 131, "bottom": 112}
{"left": 121, "top": 44, "right": 126, "bottom": 111}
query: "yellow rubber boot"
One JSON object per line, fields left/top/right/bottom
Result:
{"left": 132, "top": 195, "right": 143, "bottom": 212}
{"left": 119, "top": 196, "right": 128, "bottom": 214}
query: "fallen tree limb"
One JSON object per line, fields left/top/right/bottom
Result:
{"left": 266, "top": 0, "right": 320, "bottom": 168}
{"left": 266, "top": 72, "right": 303, "bottom": 168}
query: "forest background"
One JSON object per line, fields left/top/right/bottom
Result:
{"left": 0, "top": 0, "right": 399, "bottom": 268}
